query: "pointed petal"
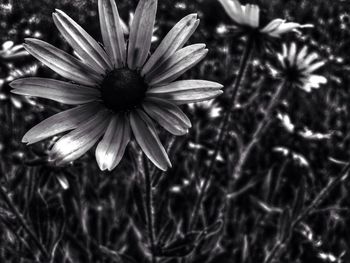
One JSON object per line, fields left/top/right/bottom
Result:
{"left": 53, "top": 9, "right": 112, "bottom": 73}
{"left": 127, "top": 0, "right": 157, "bottom": 69}
{"left": 147, "top": 79, "right": 223, "bottom": 104}
{"left": 130, "top": 109, "right": 171, "bottom": 171}
{"left": 303, "top": 53, "right": 319, "bottom": 65}
{"left": 299, "top": 53, "right": 319, "bottom": 69}
{"left": 10, "top": 77, "right": 100, "bottom": 105}
{"left": 146, "top": 44, "right": 208, "bottom": 86}
{"left": 269, "top": 22, "right": 312, "bottom": 37}
{"left": 49, "top": 109, "right": 111, "bottom": 165}
{"left": 296, "top": 46, "right": 308, "bottom": 63}
{"left": 277, "top": 54, "right": 285, "bottom": 68}
{"left": 305, "top": 61, "right": 325, "bottom": 73}
{"left": 260, "top": 19, "right": 285, "bottom": 33}
{"left": 98, "top": 0, "right": 126, "bottom": 67}
{"left": 95, "top": 114, "right": 131, "bottom": 171}
{"left": 143, "top": 97, "right": 191, "bottom": 135}
{"left": 22, "top": 102, "right": 102, "bottom": 145}
{"left": 24, "top": 38, "right": 102, "bottom": 86}
{"left": 141, "top": 14, "right": 199, "bottom": 76}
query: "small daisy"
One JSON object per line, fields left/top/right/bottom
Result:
{"left": 277, "top": 43, "right": 327, "bottom": 92}
{"left": 10, "top": 0, "right": 223, "bottom": 171}
{"left": 218, "top": 0, "right": 312, "bottom": 37}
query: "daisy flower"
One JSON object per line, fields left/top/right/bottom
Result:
{"left": 277, "top": 43, "right": 327, "bottom": 92}
{"left": 10, "top": 0, "right": 223, "bottom": 171}
{"left": 218, "top": 0, "right": 312, "bottom": 37}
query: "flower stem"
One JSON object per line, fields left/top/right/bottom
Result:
{"left": 142, "top": 154, "right": 157, "bottom": 263}
{"left": 263, "top": 162, "right": 350, "bottom": 263}
{"left": 230, "top": 80, "right": 287, "bottom": 185}
{"left": 0, "top": 185, "right": 49, "bottom": 260}
{"left": 188, "top": 35, "right": 255, "bottom": 230}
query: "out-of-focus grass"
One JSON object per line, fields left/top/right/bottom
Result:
{"left": 1, "top": 0, "right": 350, "bottom": 262}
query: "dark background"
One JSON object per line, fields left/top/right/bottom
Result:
{"left": 1, "top": 0, "right": 350, "bottom": 262}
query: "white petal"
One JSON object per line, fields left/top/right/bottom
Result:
{"left": 309, "top": 74, "right": 327, "bottom": 85}
{"left": 288, "top": 42, "right": 297, "bottom": 64}
{"left": 10, "top": 77, "right": 100, "bottom": 105}
{"left": 22, "top": 102, "right": 102, "bottom": 145}
{"left": 282, "top": 43, "right": 288, "bottom": 58}
{"left": 127, "top": 0, "right": 157, "bottom": 69}
{"left": 49, "top": 109, "right": 111, "bottom": 165}
{"left": 304, "top": 61, "right": 325, "bottom": 73}
{"left": 300, "top": 82, "right": 313, "bottom": 92}
{"left": 251, "top": 5, "right": 260, "bottom": 28}
{"left": 147, "top": 79, "right": 223, "bottom": 104}
{"left": 277, "top": 53, "right": 285, "bottom": 68}
{"left": 24, "top": 38, "right": 102, "bottom": 86}
{"left": 141, "top": 13, "right": 199, "bottom": 76}
{"left": 260, "top": 19, "right": 285, "bottom": 33}
{"left": 95, "top": 114, "right": 130, "bottom": 171}
{"left": 269, "top": 22, "right": 311, "bottom": 37}
{"left": 218, "top": 0, "right": 244, "bottom": 24}
{"left": 146, "top": 44, "right": 208, "bottom": 86}
{"left": 130, "top": 109, "right": 171, "bottom": 171}
{"left": 98, "top": 0, "right": 126, "bottom": 67}
{"left": 245, "top": 4, "right": 259, "bottom": 28}
{"left": 296, "top": 46, "right": 308, "bottom": 63}
{"left": 53, "top": 10, "right": 112, "bottom": 73}
{"left": 303, "top": 52, "right": 319, "bottom": 65}
{"left": 143, "top": 97, "right": 191, "bottom": 135}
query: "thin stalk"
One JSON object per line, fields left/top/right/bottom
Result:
{"left": 0, "top": 185, "right": 49, "bottom": 260}
{"left": 263, "top": 162, "right": 350, "bottom": 263}
{"left": 0, "top": 217, "right": 36, "bottom": 260}
{"left": 230, "top": 80, "right": 287, "bottom": 184}
{"left": 188, "top": 36, "right": 255, "bottom": 230}
{"left": 142, "top": 154, "right": 157, "bottom": 263}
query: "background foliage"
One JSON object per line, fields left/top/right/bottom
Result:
{"left": 1, "top": 0, "right": 350, "bottom": 262}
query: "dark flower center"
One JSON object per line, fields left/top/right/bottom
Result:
{"left": 283, "top": 64, "right": 304, "bottom": 83}
{"left": 101, "top": 69, "right": 148, "bottom": 112}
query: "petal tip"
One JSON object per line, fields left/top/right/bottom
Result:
{"left": 55, "top": 9, "right": 64, "bottom": 15}
{"left": 216, "top": 83, "right": 224, "bottom": 88}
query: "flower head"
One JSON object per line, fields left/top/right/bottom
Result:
{"left": 218, "top": 0, "right": 312, "bottom": 37}
{"left": 277, "top": 43, "right": 327, "bottom": 92}
{"left": 11, "top": 0, "right": 223, "bottom": 171}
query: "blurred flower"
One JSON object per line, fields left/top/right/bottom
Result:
{"left": 277, "top": 43, "right": 327, "bottom": 92}
{"left": 0, "top": 41, "right": 29, "bottom": 60}
{"left": 0, "top": 63, "right": 39, "bottom": 109}
{"left": 0, "top": 40, "right": 38, "bottom": 109}
{"left": 277, "top": 112, "right": 332, "bottom": 140}
{"left": 0, "top": 3, "right": 12, "bottom": 14}
{"left": 188, "top": 99, "right": 222, "bottom": 119}
{"left": 218, "top": 0, "right": 312, "bottom": 37}
{"left": 273, "top": 146, "right": 309, "bottom": 167}
{"left": 11, "top": 0, "right": 223, "bottom": 172}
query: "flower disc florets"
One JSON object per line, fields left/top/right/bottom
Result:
{"left": 101, "top": 69, "right": 148, "bottom": 112}
{"left": 281, "top": 63, "right": 304, "bottom": 84}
